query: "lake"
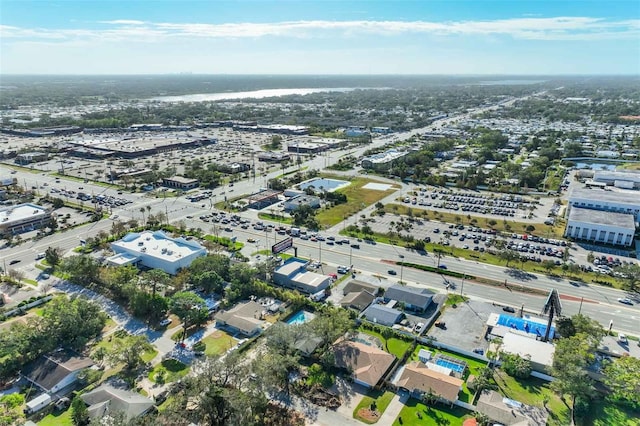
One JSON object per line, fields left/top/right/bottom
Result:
{"left": 151, "top": 87, "right": 359, "bottom": 102}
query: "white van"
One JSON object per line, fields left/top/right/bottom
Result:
{"left": 35, "top": 253, "right": 46, "bottom": 260}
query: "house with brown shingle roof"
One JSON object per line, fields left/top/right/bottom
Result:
{"left": 21, "top": 349, "right": 94, "bottom": 394}
{"left": 393, "top": 361, "right": 463, "bottom": 404}
{"left": 332, "top": 339, "right": 396, "bottom": 388}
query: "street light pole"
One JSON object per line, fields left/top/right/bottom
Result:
{"left": 460, "top": 276, "right": 465, "bottom": 296}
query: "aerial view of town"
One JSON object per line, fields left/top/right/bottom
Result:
{"left": 0, "top": 1, "right": 639, "bottom": 426}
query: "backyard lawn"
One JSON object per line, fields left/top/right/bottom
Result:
{"left": 360, "top": 327, "right": 413, "bottom": 359}
{"left": 38, "top": 409, "right": 73, "bottom": 426}
{"left": 316, "top": 177, "right": 400, "bottom": 227}
{"left": 148, "top": 359, "right": 190, "bottom": 383}
{"left": 588, "top": 398, "right": 640, "bottom": 426}
{"left": 201, "top": 330, "right": 237, "bottom": 356}
{"left": 410, "top": 344, "right": 488, "bottom": 403}
{"left": 391, "top": 398, "right": 472, "bottom": 426}
{"left": 353, "top": 390, "right": 395, "bottom": 424}
{"left": 493, "top": 370, "right": 571, "bottom": 426}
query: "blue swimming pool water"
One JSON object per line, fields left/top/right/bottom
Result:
{"left": 286, "top": 310, "right": 315, "bottom": 325}
{"left": 497, "top": 314, "right": 555, "bottom": 338}
{"left": 435, "top": 359, "right": 465, "bottom": 374}
{"left": 299, "top": 178, "right": 349, "bottom": 192}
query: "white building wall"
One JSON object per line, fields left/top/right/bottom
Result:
{"left": 569, "top": 198, "right": 640, "bottom": 221}
{"left": 564, "top": 219, "right": 634, "bottom": 247}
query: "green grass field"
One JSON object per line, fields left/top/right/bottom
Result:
{"left": 588, "top": 398, "right": 640, "bottom": 426}
{"left": 359, "top": 327, "right": 413, "bottom": 359}
{"left": 353, "top": 390, "right": 395, "bottom": 424}
{"left": 38, "top": 409, "right": 73, "bottom": 426}
{"left": 258, "top": 212, "right": 293, "bottom": 224}
{"left": 148, "top": 359, "right": 189, "bottom": 383}
{"left": 315, "top": 177, "right": 400, "bottom": 227}
{"left": 493, "top": 370, "right": 570, "bottom": 426}
{"left": 392, "top": 398, "right": 472, "bottom": 426}
{"left": 201, "top": 330, "right": 237, "bottom": 356}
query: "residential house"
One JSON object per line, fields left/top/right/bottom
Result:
{"left": 362, "top": 304, "right": 404, "bottom": 327}
{"left": 384, "top": 285, "right": 434, "bottom": 313}
{"left": 340, "top": 291, "right": 376, "bottom": 312}
{"left": 22, "top": 349, "right": 94, "bottom": 394}
{"left": 476, "top": 390, "right": 548, "bottom": 426}
{"left": 343, "top": 280, "right": 380, "bottom": 296}
{"left": 215, "top": 301, "right": 264, "bottom": 337}
{"left": 80, "top": 384, "right": 155, "bottom": 421}
{"left": 332, "top": 339, "right": 396, "bottom": 388}
{"left": 393, "top": 361, "right": 463, "bottom": 404}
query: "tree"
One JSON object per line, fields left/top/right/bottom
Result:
{"left": 614, "top": 264, "right": 640, "bottom": 292}
{"left": 542, "top": 260, "right": 556, "bottom": 273}
{"left": 500, "top": 353, "right": 532, "bottom": 378}
{"left": 498, "top": 249, "right": 520, "bottom": 267}
{"left": 603, "top": 355, "right": 640, "bottom": 408}
{"left": 41, "top": 296, "right": 107, "bottom": 350}
{"left": 44, "top": 246, "right": 62, "bottom": 270}
{"left": 140, "top": 269, "right": 170, "bottom": 297}
{"left": 188, "top": 254, "right": 231, "bottom": 281}
{"left": 60, "top": 255, "right": 100, "bottom": 286}
{"left": 71, "top": 396, "right": 89, "bottom": 426}
{"left": 170, "top": 291, "right": 209, "bottom": 334}
{"left": 551, "top": 335, "right": 596, "bottom": 419}
{"left": 106, "top": 334, "right": 153, "bottom": 371}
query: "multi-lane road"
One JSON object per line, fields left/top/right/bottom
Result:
{"left": 2, "top": 89, "right": 637, "bottom": 335}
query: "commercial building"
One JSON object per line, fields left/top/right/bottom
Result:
{"left": 162, "top": 176, "right": 200, "bottom": 190}
{"left": 108, "top": 230, "right": 207, "bottom": 275}
{"left": 593, "top": 170, "right": 640, "bottom": 189}
{"left": 15, "top": 151, "right": 48, "bottom": 164}
{"left": 245, "top": 189, "right": 281, "bottom": 210}
{"left": 568, "top": 187, "right": 640, "bottom": 221}
{"left": 0, "top": 203, "right": 51, "bottom": 236}
{"left": 283, "top": 194, "right": 321, "bottom": 211}
{"left": 287, "top": 142, "right": 327, "bottom": 154}
{"left": 564, "top": 207, "right": 635, "bottom": 247}
{"left": 68, "top": 135, "right": 216, "bottom": 159}
{"left": 257, "top": 152, "right": 290, "bottom": 162}
{"left": 273, "top": 258, "right": 331, "bottom": 294}
{"left": 500, "top": 331, "right": 555, "bottom": 374}
{"left": 361, "top": 149, "right": 408, "bottom": 171}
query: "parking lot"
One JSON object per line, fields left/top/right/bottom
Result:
{"left": 427, "top": 300, "right": 504, "bottom": 353}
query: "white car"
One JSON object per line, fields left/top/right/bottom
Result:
{"left": 159, "top": 318, "right": 172, "bottom": 327}
{"left": 618, "top": 334, "right": 628, "bottom": 344}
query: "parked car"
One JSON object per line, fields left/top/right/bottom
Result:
{"left": 618, "top": 334, "right": 628, "bottom": 344}
{"left": 159, "top": 318, "right": 172, "bottom": 327}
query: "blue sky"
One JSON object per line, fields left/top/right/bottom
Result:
{"left": 1, "top": 0, "right": 639, "bottom": 74}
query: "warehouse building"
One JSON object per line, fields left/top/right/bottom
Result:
{"left": 0, "top": 203, "right": 51, "bottom": 236}
{"left": 564, "top": 207, "right": 635, "bottom": 247}
{"left": 568, "top": 187, "right": 640, "bottom": 221}
{"left": 593, "top": 170, "right": 640, "bottom": 189}
{"left": 15, "top": 152, "right": 48, "bottom": 165}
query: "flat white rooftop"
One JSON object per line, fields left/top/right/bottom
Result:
{"left": 111, "top": 230, "right": 205, "bottom": 262}
{"left": 0, "top": 203, "right": 48, "bottom": 224}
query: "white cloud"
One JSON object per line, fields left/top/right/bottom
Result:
{"left": 2, "top": 17, "right": 639, "bottom": 44}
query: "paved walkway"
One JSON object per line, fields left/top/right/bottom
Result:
{"left": 376, "top": 391, "right": 408, "bottom": 426}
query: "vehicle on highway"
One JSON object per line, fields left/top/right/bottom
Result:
{"left": 438, "top": 264, "right": 447, "bottom": 269}
{"left": 618, "top": 297, "right": 633, "bottom": 305}
{"left": 9, "top": 260, "right": 20, "bottom": 265}
{"left": 388, "top": 269, "right": 397, "bottom": 275}
{"left": 350, "top": 244, "right": 360, "bottom": 249}
{"left": 247, "top": 238, "right": 256, "bottom": 243}
{"left": 502, "top": 306, "right": 516, "bottom": 313}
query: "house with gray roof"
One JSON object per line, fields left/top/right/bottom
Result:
{"left": 22, "top": 349, "right": 94, "bottom": 394}
{"left": 81, "top": 384, "right": 154, "bottom": 421}
{"left": 362, "top": 304, "right": 403, "bottom": 326}
{"left": 384, "top": 284, "right": 434, "bottom": 312}
{"left": 215, "top": 301, "right": 265, "bottom": 337}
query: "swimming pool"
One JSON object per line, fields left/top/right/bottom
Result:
{"left": 299, "top": 178, "right": 349, "bottom": 192}
{"left": 286, "top": 310, "right": 316, "bottom": 325}
{"left": 435, "top": 358, "right": 466, "bottom": 375}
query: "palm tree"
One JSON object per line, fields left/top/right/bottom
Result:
{"left": 139, "top": 207, "right": 146, "bottom": 226}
